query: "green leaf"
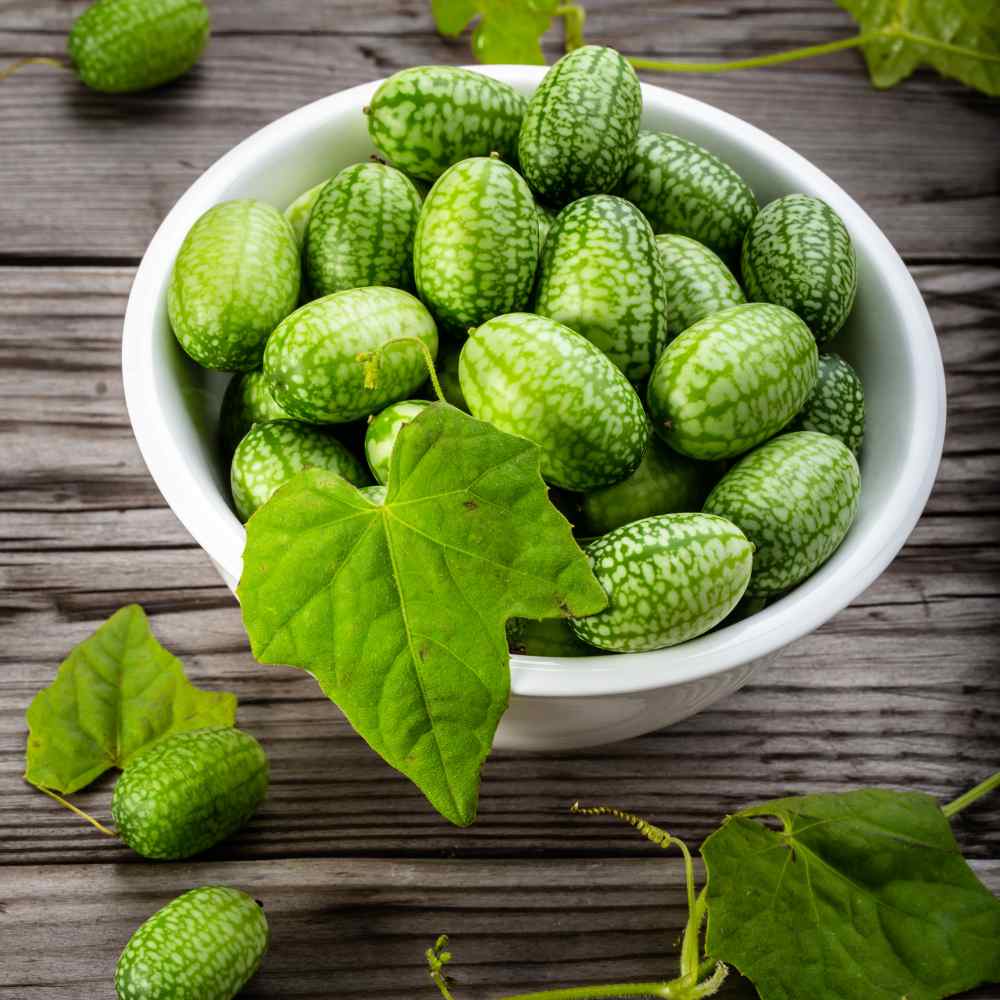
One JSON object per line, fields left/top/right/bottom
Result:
{"left": 238, "top": 403, "right": 606, "bottom": 826}
{"left": 703, "top": 788, "right": 1000, "bottom": 1000}
{"left": 431, "top": 0, "right": 478, "bottom": 36}
{"left": 837, "top": 0, "right": 1000, "bottom": 95}
{"left": 473, "top": 0, "right": 557, "bottom": 64}
{"left": 25, "top": 605, "right": 237, "bottom": 794}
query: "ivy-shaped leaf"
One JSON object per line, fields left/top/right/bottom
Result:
{"left": 238, "top": 403, "right": 606, "bottom": 826}
{"left": 703, "top": 788, "right": 1000, "bottom": 1000}
{"left": 838, "top": 0, "right": 1000, "bottom": 95}
{"left": 432, "top": 0, "right": 561, "bottom": 64}
{"left": 25, "top": 605, "right": 237, "bottom": 794}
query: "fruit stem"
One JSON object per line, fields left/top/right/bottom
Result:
{"left": 942, "top": 770, "right": 1000, "bottom": 818}
{"left": 0, "top": 55, "right": 71, "bottom": 82}
{"left": 31, "top": 783, "right": 116, "bottom": 837}
{"left": 357, "top": 337, "right": 445, "bottom": 403}
{"left": 625, "top": 32, "right": 877, "bottom": 73}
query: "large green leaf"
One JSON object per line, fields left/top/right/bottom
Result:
{"left": 431, "top": 0, "right": 559, "bottom": 64}
{"left": 703, "top": 788, "right": 1000, "bottom": 1000}
{"left": 238, "top": 403, "right": 606, "bottom": 826}
{"left": 838, "top": 0, "right": 1000, "bottom": 94}
{"left": 25, "top": 605, "right": 237, "bottom": 794}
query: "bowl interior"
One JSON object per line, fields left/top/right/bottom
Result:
{"left": 122, "top": 67, "right": 944, "bottom": 699}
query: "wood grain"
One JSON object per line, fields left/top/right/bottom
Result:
{"left": 2, "top": 859, "right": 999, "bottom": 999}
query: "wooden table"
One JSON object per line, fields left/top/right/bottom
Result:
{"left": 2, "top": 2, "right": 998, "bottom": 996}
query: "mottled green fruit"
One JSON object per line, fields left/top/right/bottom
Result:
{"left": 414, "top": 156, "right": 539, "bottom": 332}
{"left": 284, "top": 179, "right": 330, "bottom": 247}
{"left": 231, "top": 420, "right": 369, "bottom": 521}
{"left": 459, "top": 313, "right": 647, "bottom": 491}
{"left": 111, "top": 728, "right": 268, "bottom": 860}
{"left": 647, "top": 303, "right": 818, "bottom": 460}
{"left": 703, "top": 431, "right": 860, "bottom": 596}
{"left": 580, "top": 434, "right": 718, "bottom": 536}
{"left": 536, "top": 200, "right": 557, "bottom": 247}
{"left": 617, "top": 131, "right": 758, "bottom": 261}
{"left": 791, "top": 353, "right": 865, "bottom": 453}
{"left": 519, "top": 46, "right": 641, "bottom": 206}
{"left": 218, "top": 369, "right": 292, "bottom": 456}
{"left": 656, "top": 234, "right": 745, "bottom": 339}
{"left": 364, "top": 399, "right": 430, "bottom": 485}
{"left": 367, "top": 66, "right": 525, "bottom": 181}
{"left": 115, "top": 886, "right": 268, "bottom": 1000}
{"left": 68, "top": 0, "right": 209, "bottom": 93}
{"left": 533, "top": 195, "right": 669, "bottom": 382}
{"left": 571, "top": 513, "right": 753, "bottom": 652}
{"left": 168, "top": 200, "right": 300, "bottom": 371}
{"left": 507, "top": 617, "right": 594, "bottom": 657}
{"left": 264, "top": 286, "right": 438, "bottom": 423}
{"left": 305, "top": 162, "right": 422, "bottom": 298}
{"left": 436, "top": 339, "right": 468, "bottom": 411}
{"left": 741, "top": 194, "right": 857, "bottom": 344}
{"left": 360, "top": 484, "right": 388, "bottom": 505}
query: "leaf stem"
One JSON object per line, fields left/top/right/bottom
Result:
{"left": 942, "top": 771, "right": 1000, "bottom": 818}
{"left": 0, "top": 55, "right": 71, "bottom": 82}
{"left": 31, "top": 783, "right": 116, "bottom": 837}
{"left": 504, "top": 982, "right": 683, "bottom": 1000}
{"left": 626, "top": 32, "right": 878, "bottom": 73}
{"left": 555, "top": 5, "right": 587, "bottom": 52}
{"left": 357, "top": 336, "right": 444, "bottom": 402}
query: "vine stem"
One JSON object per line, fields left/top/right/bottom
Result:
{"left": 0, "top": 55, "right": 71, "bottom": 82}
{"left": 942, "top": 770, "right": 1000, "bottom": 818}
{"left": 32, "top": 783, "right": 116, "bottom": 837}
{"left": 504, "top": 981, "right": 685, "bottom": 1000}
{"left": 357, "top": 336, "right": 444, "bottom": 402}
{"left": 626, "top": 32, "right": 878, "bottom": 73}
{"left": 555, "top": 5, "right": 587, "bottom": 52}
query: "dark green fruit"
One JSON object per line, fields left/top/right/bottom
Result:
{"left": 115, "top": 886, "right": 268, "bottom": 1000}
{"left": 68, "top": 0, "right": 210, "bottom": 94}
{"left": 218, "top": 369, "right": 292, "bottom": 456}
{"left": 111, "top": 727, "right": 268, "bottom": 860}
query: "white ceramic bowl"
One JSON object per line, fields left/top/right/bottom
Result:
{"left": 122, "top": 66, "right": 945, "bottom": 750}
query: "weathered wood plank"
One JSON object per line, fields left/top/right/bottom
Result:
{"left": 2, "top": 859, "right": 999, "bottom": 998}
{"left": 0, "top": 14, "right": 997, "bottom": 259}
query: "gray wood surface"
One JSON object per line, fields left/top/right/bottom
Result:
{"left": 1, "top": 0, "right": 998, "bottom": 997}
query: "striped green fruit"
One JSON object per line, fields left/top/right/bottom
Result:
{"left": 703, "top": 430, "right": 861, "bottom": 596}
{"left": 580, "top": 434, "right": 719, "bottom": 536}
{"left": 115, "top": 886, "right": 268, "bottom": 1000}
{"left": 111, "top": 728, "right": 269, "bottom": 860}
{"left": 168, "top": 199, "right": 300, "bottom": 371}
{"left": 647, "top": 302, "right": 818, "bottom": 460}
{"left": 284, "top": 178, "right": 330, "bottom": 247}
{"left": 741, "top": 194, "right": 857, "bottom": 344}
{"left": 218, "top": 368, "right": 293, "bottom": 456}
{"left": 617, "top": 131, "right": 758, "bottom": 261}
{"left": 536, "top": 200, "right": 558, "bottom": 248}
{"left": 656, "top": 234, "right": 745, "bottom": 339}
{"left": 791, "top": 353, "right": 865, "bottom": 454}
{"left": 366, "top": 66, "right": 525, "bottom": 182}
{"left": 230, "top": 420, "right": 370, "bottom": 521}
{"left": 414, "top": 156, "right": 539, "bottom": 332}
{"left": 68, "top": 0, "right": 209, "bottom": 93}
{"left": 364, "top": 399, "right": 431, "bottom": 485}
{"left": 571, "top": 513, "right": 753, "bottom": 652}
{"left": 507, "top": 617, "right": 594, "bottom": 657}
{"left": 459, "top": 312, "right": 647, "bottom": 491}
{"left": 305, "top": 162, "right": 422, "bottom": 298}
{"left": 533, "top": 195, "right": 669, "bottom": 382}
{"left": 264, "top": 286, "right": 438, "bottom": 423}
{"left": 518, "top": 45, "right": 641, "bottom": 206}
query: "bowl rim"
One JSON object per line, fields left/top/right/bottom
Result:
{"left": 122, "top": 65, "right": 946, "bottom": 701}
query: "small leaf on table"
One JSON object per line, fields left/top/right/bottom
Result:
{"left": 838, "top": 0, "right": 1000, "bottom": 96}
{"left": 703, "top": 788, "right": 1000, "bottom": 1000}
{"left": 238, "top": 403, "right": 606, "bottom": 826}
{"left": 25, "top": 605, "right": 237, "bottom": 794}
